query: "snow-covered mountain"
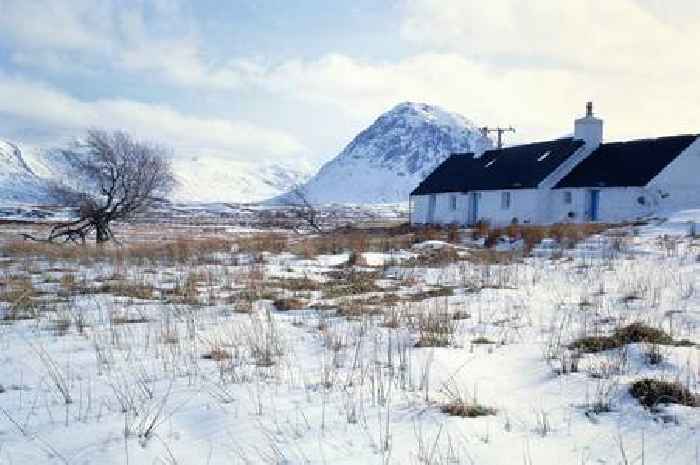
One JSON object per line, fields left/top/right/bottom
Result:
{"left": 288, "top": 102, "right": 492, "bottom": 204}
{"left": 0, "top": 140, "right": 311, "bottom": 205}
{"left": 1, "top": 102, "right": 488, "bottom": 206}
{"left": 0, "top": 140, "right": 53, "bottom": 204}
{"left": 171, "top": 156, "right": 311, "bottom": 203}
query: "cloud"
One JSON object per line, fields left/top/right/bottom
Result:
{"left": 400, "top": 0, "right": 699, "bottom": 76}
{"left": 0, "top": 0, "right": 115, "bottom": 53}
{"left": 0, "top": 74, "right": 306, "bottom": 160}
{"left": 1, "top": 0, "right": 697, "bottom": 154}
{"left": 234, "top": 51, "right": 699, "bottom": 144}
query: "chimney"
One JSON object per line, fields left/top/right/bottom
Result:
{"left": 574, "top": 101, "right": 603, "bottom": 148}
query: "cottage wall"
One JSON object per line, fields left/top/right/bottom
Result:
{"left": 411, "top": 190, "right": 541, "bottom": 226}
{"left": 475, "top": 189, "right": 540, "bottom": 225}
{"left": 646, "top": 138, "right": 700, "bottom": 211}
{"left": 548, "top": 187, "right": 652, "bottom": 223}
{"left": 410, "top": 193, "right": 468, "bottom": 224}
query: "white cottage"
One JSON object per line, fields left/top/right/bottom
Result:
{"left": 410, "top": 103, "right": 700, "bottom": 226}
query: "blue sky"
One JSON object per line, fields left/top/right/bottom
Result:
{"left": 1, "top": 0, "right": 699, "bottom": 168}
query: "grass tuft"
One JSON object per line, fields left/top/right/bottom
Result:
{"left": 630, "top": 378, "right": 698, "bottom": 408}
{"left": 570, "top": 323, "right": 674, "bottom": 353}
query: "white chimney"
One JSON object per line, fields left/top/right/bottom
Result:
{"left": 574, "top": 101, "right": 603, "bottom": 148}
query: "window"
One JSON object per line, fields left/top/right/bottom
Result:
{"left": 501, "top": 191, "right": 511, "bottom": 209}
{"left": 449, "top": 194, "right": 457, "bottom": 211}
{"left": 564, "top": 191, "right": 572, "bottom": 204}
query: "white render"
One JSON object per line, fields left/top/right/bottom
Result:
{"left": 573, "top": 102, "right": 603, "bottom": 149}
{"left": 647, "top": 136, "right": 700, "bottom": 211}
{"left": 412, "top": 104, "right": 699, "bottom": 226}
{"left": 411, "top": 190, "right": 543, "bottom": 226}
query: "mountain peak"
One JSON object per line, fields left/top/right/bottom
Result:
{"left": 382, "top": 101, "right": 478, "bottom": 130}
{"left": 291, "top": 102, "right": 492, "bottom": 204}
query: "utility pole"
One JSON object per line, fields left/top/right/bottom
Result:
{"left": 481, "top": 126, "right": 516, "bottom": 149}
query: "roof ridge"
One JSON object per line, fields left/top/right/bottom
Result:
{"left": 484, "top": 137, "right": 575, "bottom": 152}
{"left": 600, "top": 134, "right": 699, "bottom": 146}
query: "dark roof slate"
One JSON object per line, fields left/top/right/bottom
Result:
{"left": 555, "top": 135, "right": 697, "bottom": 188}
{"left": 412, "top": 138, "right": 585, "bottom": 195}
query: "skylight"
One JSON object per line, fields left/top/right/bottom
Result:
{"left": 484, "top": 159, "right": 496, "bottom": 168}
{"left": 537, "top": 150, "right": 551, "bottom": 162}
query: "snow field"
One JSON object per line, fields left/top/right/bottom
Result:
{"left": 0, "top": 218, "right": 698, "bottom": 464}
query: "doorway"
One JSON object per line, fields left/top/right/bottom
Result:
{"left": 427, "top": 194, "right": 436, "bottom": 223}
{"left": 468, "top": 192, "right": 480, "bottom": 225}
{"left": 588, "top": 190, "right": 600, "bottom": 221}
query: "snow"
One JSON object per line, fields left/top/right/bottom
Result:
{"left": 284, "top": 102, "right": 492, "bottom": 205}
{"left": 1, "top": 214, "right": 698, "bottom": 464}
{"left": 0, "top": 139, "right": 313, "bottom": 205}
{"left": 0, "top": 140, "right": 53, "bottom": 204}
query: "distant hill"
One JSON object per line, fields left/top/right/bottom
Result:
{"left": 0, "top": 140, "right": 311, "bottom": 205}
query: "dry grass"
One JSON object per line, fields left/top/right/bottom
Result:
{"left": 272, "top": 297, "right": 305, "bottom": 311}
{"left": 237, "top": 233, "right": 288, "bottom": 255}
{"left": 630, "top": 378, "right": 698, "bottom": 408}
{"left": 321, "top": 269, "right": 383, "bottom": 298}
{"left": 202, "top": 347, "right": 232, "bottom": 361}
{"left": 484, "top": 223, "right": 610, "bottom": 252}
{"left": 1, "top": 237, "right": 235, "bottom": 265}
{"left": 0, "top": 276, "right": 38, "bottom": 320}
{"left": 570, "top": 323, "right": 675, "bottom": 353}
{"left": 163, "top": 271, "right": 206, "bottom": 304}
{"left": 467, "top": 249, "right": 519, "bottom": 265}
{"left": 414, "top": 310, "right": 455, "bottom": 348}
{"left": 270, "top": 277, "right": 322, "bottom": 292}
{"left": 441, "top": 401, "right": 497, "bottom": 418}
{"left": 99, "top": 280, "right": 155, "bottom": 300}
{"left": 412, "top": 245, "right": 463, "bottom": 266}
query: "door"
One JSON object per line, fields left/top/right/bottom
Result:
{"left": 588, "top": 190, "right": 600, "bottom": 221}
{"left": 427, "top": 194, "right": 436, "bottom": 224}
{"left": 468, "top": 192, "right": 480, "bottom": 225}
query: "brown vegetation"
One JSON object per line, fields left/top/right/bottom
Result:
{"left": 630, "top": 378, "right": 698, "bottom": 408}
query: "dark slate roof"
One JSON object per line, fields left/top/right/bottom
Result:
{"left": 555, "top": 135, "right": 698, "bottom": 188}
{"left": 412, "top": 138, "right": 585, "bottom": 195}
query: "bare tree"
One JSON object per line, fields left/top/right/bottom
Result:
{"left": 27, "top": 130, "right": 175, "bottom": 244}
{"left": 285, "top": 184, "right": 323, "bottom": 233}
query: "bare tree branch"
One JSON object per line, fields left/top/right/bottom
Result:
{"left": 25, "top": 130, "right": 175, "bottom": 244}
{"left": 285, "top": 184, "right": 323, "bottom": 233}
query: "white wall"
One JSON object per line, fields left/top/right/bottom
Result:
{"left": 476, "top": 189, "right": 540, "bottom": 225}
{"left": 411, "top": 193, "right": 468, "bottom": 225}
{"left": 411, "top": 190, "right": 541, "bottom": 226}
{"left": 548, "top": 187, "right": 653, "bottom": 223}
{"left": 413, "top": 186, "right": 659, "bottom": 226}
{"left": 646, "top": 137, "right": 700, "bottom": 212}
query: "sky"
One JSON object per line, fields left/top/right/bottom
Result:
{"left": 1, "top": 0, "right": 699, "bottom": 169}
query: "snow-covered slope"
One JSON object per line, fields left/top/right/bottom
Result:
{"left": 171, "top": 156, "right": 311, "bottom": 203}
{"left": 0, "top": 140, "right": 52, "bottom": 204}
{"left": 290, "top": 102, "right": 492, "bottom": 204}
{"left": 0, "top": 140, "right": 311, "bottom": 205}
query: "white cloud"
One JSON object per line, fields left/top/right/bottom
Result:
{"left": 0, "top": 0, "right": 119, "bottom": 54}
{"left": 1, "top": 0, "right": 698, "bottom": 155}
{"left": 0, "top": 74, "right": 306, "bottom": 160}
{"left": 401, "top": 0, "right": 699, "bottom": 76}
{"left": 235, "top": 51, "right": 699, "bottom": 144}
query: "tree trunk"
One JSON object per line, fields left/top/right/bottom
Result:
{"left": 95, "top": 220, "right": 111, "bottom": 243}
